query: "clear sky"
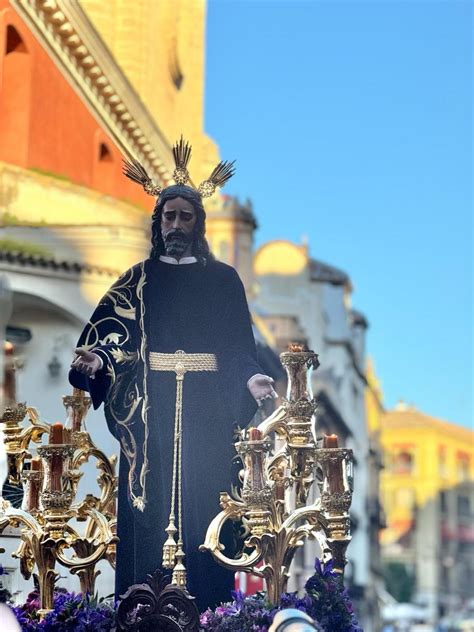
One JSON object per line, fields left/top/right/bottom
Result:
{"left": 205, "top": 0, "right": 472, "bottom": 428}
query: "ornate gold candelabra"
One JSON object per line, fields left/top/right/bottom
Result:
{"left": 201, "top": 346, "right": 354, "bottom": 604}
{"left": 0, "top": 389, "right": 118, "bottom": 618}
{"left": 1, "top": 403, "right": 50, "bottom": 485}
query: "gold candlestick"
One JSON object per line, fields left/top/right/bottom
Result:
{"left": 63, "top": 388, "right": 91, "bottom": 433}
{"left": 21, "top": 458, "right": 43, "bottom": 513}
{"left": 202, "top": 345, "right": 354, "bottom": 605}
{"left": 0, "top": 390, "right": 118, "bottom": 617}
{"left": 0, "top": 403, "right": 49, "bottom": 485}
{"left": 237, "top": 429, "right": 273, "bottom": 537}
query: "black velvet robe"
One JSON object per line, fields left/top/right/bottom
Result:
{"left": 69, "top": 258, "right": 260, "bottom": 610}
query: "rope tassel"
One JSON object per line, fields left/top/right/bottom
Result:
{"left": 163, "top": 369, "right": 187, "bottom": 585}
{"left": 153, "top": 351, "right": 218, "bottom": 589}
{"left": 162, "top": 518, "right": 178, "bottom": 569}
{"left": 171, "top": 539, "right": 187, "bottom": 587}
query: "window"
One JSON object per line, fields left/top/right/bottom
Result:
{"left": 457, "top": 495, "right": 470, "bottom": 517}
{"left": 92, "top": 134, "right": 115, "bottom": 194}
{"left": 391, "top": 451, "right": 415, "bottom": 475}
{"left": 0, "top": 23, "right": 32, "bottom": 166}
{"left": 5, "top": 25, "right": 27, "bottom": 54}
{"left": 439, "top": 490, "right": 448, "bottom": 513}
{"left": 168, "top": 35, "right": 183, "bottom": 89}
{"left": 439, "top": 446, "right": 447, "bottom": 479}
{"left": 457, "top": 453, "right": 470, "bottom": 482}
{"left": 98, "top": 142, "right": 113, "bottom": 162}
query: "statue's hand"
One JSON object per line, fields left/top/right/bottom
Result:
{"left": 247, "top": 374, "right": 278, "bottom": 406}
{"left": 71, "top": 348, "right": 102, "bottom": 377}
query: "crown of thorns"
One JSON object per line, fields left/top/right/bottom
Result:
{"left": 122, "top": 136, "right": 235, "bottom": 199}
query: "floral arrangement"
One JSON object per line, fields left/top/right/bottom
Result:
{"left": 4, "top": 559, "right": 361, "bottom": 631}
{"left": 200, "top": 559, "right": 362, "bottom": 632}
{"left": 11, "top": 591, "right": 115, "bottom": 632}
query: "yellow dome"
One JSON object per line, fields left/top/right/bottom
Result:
{"left": 254, "top": 240, "right": 308, "bottom": 276}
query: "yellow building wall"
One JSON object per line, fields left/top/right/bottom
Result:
{"left": 380, "top": 407, "right": 474, "bottom": 545}
{"left": 3, "top": 0, "right": 228, "bottom": 278}
{"left": 365, "top": 357, "right": 384, "bottom": 434}
{"left": 80, "top": 0, "right": 220, "bottom": 185}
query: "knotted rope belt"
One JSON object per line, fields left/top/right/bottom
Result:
{"left": 149, "top": 350, "right": 218, "bottom": 587}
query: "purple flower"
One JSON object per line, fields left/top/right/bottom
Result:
{"left": 10, "top": 559, "right": 362, "bottom": 632}
{"left": 12, "top": 590, "right": 115, "bottom": 631}
{"left": 230, "top": 589, "right": 246, "bottom": 607}
{"left": 314, "top": 558, "right": 335, "bottom": 577}
{"left": 200, "top": 563, "right": 359, "bottom": 632}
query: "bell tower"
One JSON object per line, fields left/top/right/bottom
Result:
{"left": 206, "top": 196, "right": 258, "bottom": 293}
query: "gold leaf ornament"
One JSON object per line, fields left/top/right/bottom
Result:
{"left": 102, "top": 333, "right": 122, "bottom": 345}
{"left": 109, "top": 348, "right": 138, "bottom": 364}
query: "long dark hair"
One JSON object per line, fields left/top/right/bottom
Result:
{"left": 150, "top": 185, "right": 213, "bottom": 265}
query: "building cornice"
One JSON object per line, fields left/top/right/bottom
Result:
{"left": 11, "top": 0, "right": 174, "bottom": 184}
{"left": 0, "top": 161, "right": 150, "bottom": 227}
{"left": 381, "top": 411, "right": 474, "bottom": 441}
{"left": 0, "top": 249, "right": 120, "bottom": 277}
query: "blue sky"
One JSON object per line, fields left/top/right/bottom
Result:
{"left": 205, "top": 0, "right": 472, "bottom": 428}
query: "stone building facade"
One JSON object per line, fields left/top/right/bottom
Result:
{"left": 380, "top": 405, "right": 474, "bottom": 624}
{"left": 251, "top": 239, "right": 380, "bottom": 630}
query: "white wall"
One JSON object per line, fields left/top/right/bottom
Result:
{"left": 1, "top": 272, "right": 119, "bottom": 600}
{"left": 255, "top": 265, "right": 371, "bottom": 597}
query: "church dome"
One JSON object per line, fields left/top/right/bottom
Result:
{"left": 254, "top": 240, "right": 308, "bottom": 276}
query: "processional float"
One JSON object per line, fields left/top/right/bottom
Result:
{"left": 0, "top": 345, "right": 353, "bottom": 629}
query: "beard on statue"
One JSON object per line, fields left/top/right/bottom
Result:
{"left": 163, "top": 229, "right": 192, "bottom": 258}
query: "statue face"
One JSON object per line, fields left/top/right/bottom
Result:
{"left": 161, "top": 196, "right": 197, "bottom": 258}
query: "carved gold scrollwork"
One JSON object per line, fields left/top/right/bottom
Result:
{"left": 0, "top": 390, "right": 118, "bottom": 618}
{"left": 202, "top": 347, "right": 354, "bottom": 604}
{"left": 1, "top": 404, "right": 50, "bottom": 484}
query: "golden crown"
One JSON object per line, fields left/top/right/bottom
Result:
{"left": 122, "top": 136, "right": 236, "bottom": 199}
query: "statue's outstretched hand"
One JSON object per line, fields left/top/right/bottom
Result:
{"left": 248, "top": 374, "right": 278, "bottom": 406}
{"left": 71, "top": 348, "right": 102, "bottom": 377}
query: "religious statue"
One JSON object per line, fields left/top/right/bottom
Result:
{"left": 69, "top": 138, "right": 277, "bottom": 611}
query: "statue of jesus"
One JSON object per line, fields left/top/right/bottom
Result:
{"left": 69, "top": 140, "right": 276, "bottom": 611}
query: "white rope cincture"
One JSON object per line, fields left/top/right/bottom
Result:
{"left": 150, "top": 350, "right": 218, "bottom": 588}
